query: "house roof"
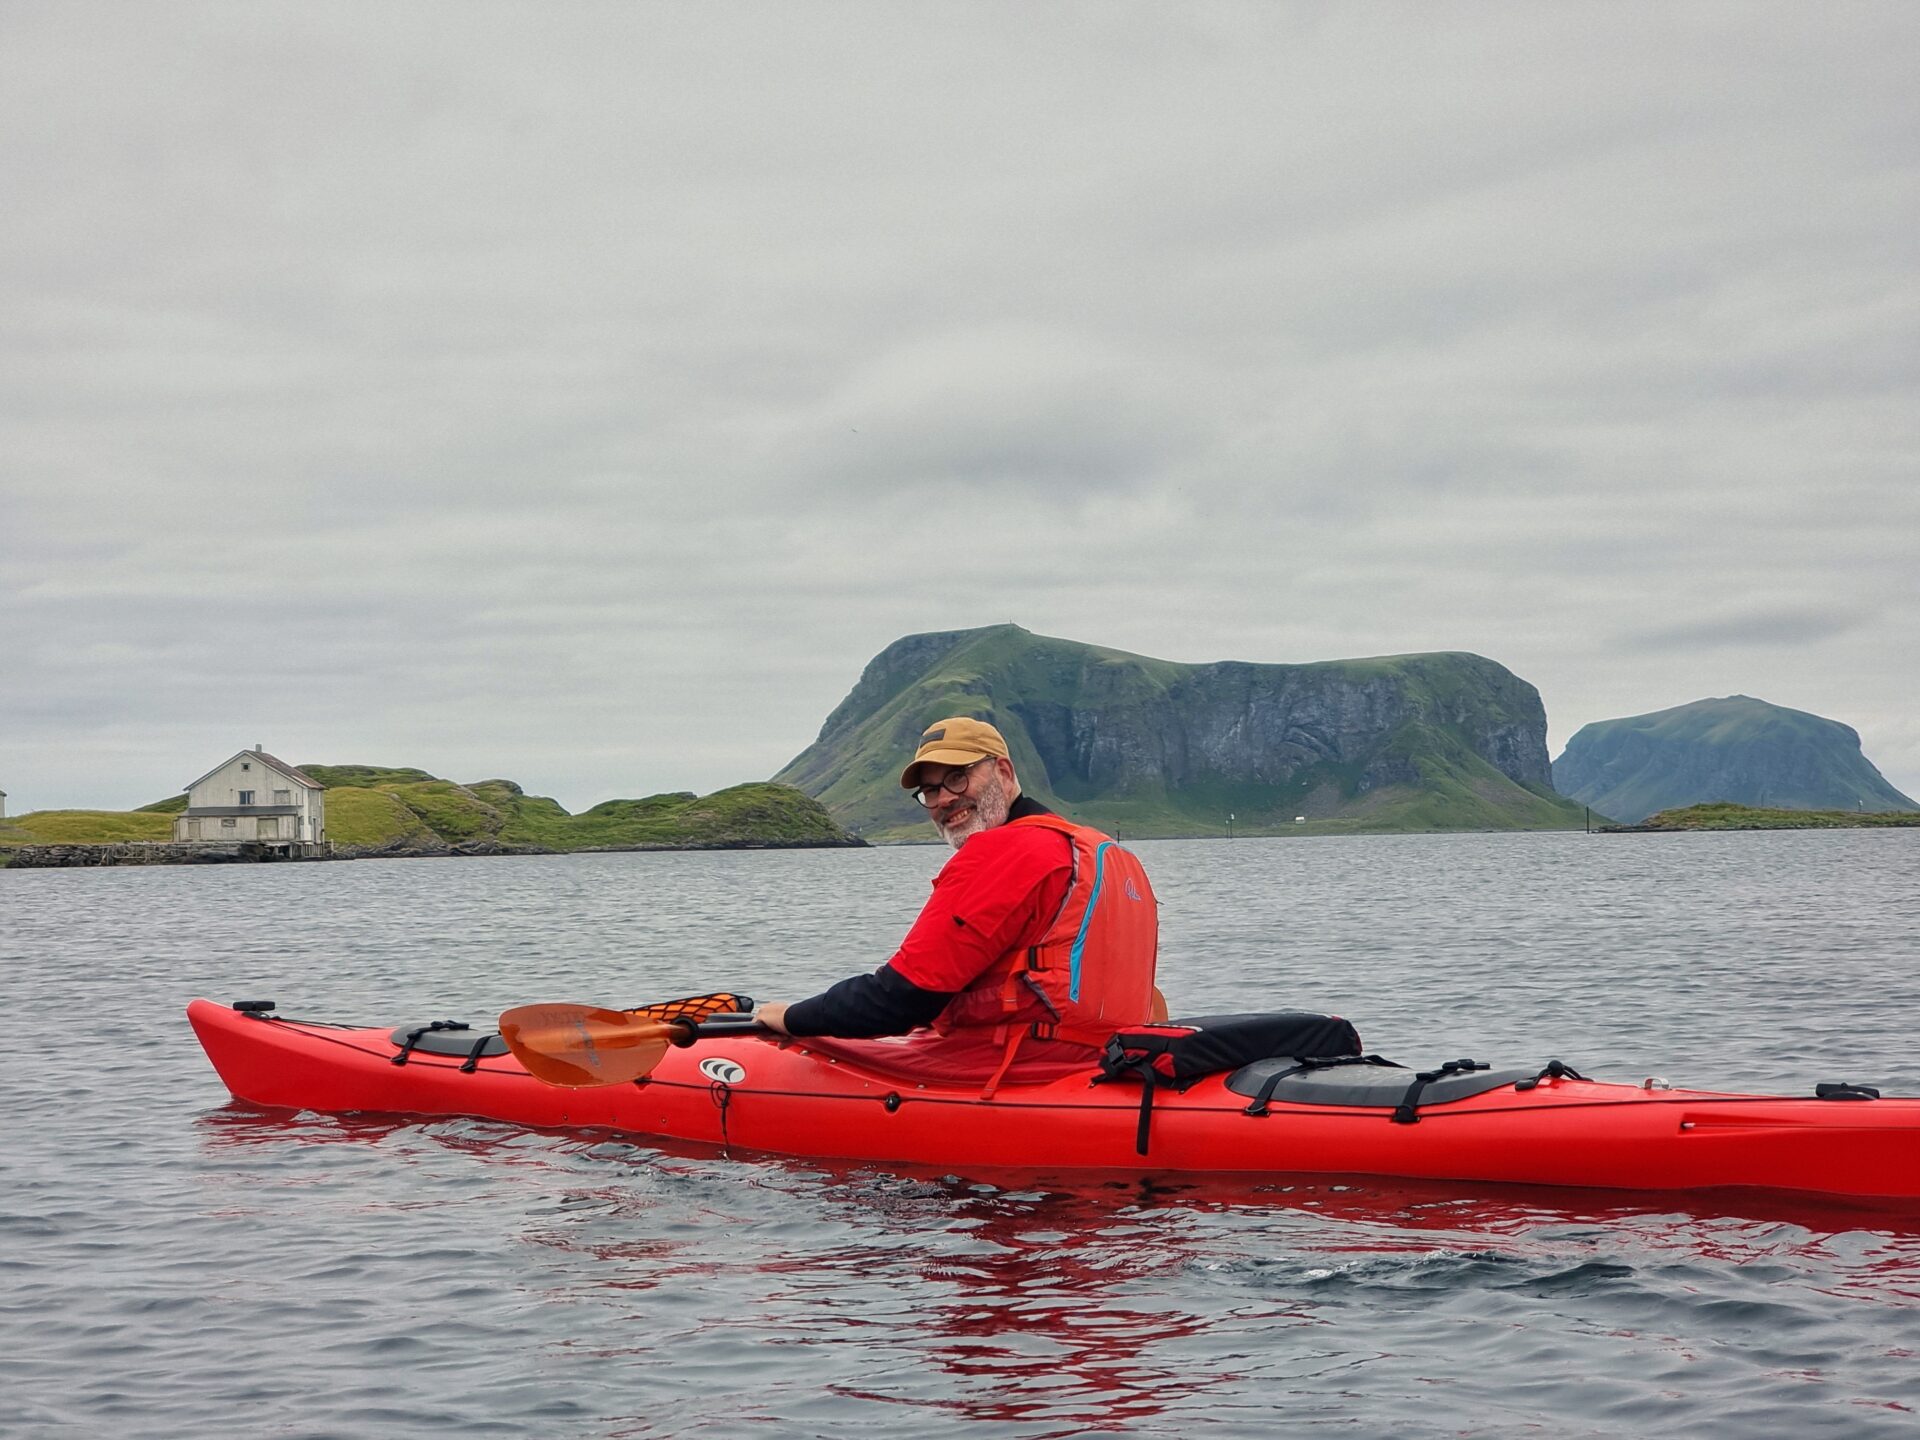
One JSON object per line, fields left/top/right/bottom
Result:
{"left": 183, "top": 749, "right": 324, "bottom": 793}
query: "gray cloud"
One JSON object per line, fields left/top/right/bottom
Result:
{"left": 3, "top": 2, "right": 1917, "bottom": 812}
{"left": 1627, "top": 610, "right": 1869, "bottom": 653}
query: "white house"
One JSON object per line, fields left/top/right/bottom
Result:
{"left": 173, "top": 747, "right": 326, "bottom": 848}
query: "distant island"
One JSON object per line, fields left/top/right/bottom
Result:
{"left": 777, "top": 624, "right": 1587, "bottom": 841}
{"left": 1598, "top": 802, "right": 1920, "bottom": 833}
{"left": 1554, "top": 695, "right": 1916, "bottom": 824}
{"left": 0, "top": 768, "right": 860, "bottom": 867}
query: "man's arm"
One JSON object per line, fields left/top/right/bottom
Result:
{"left": 759, "top": 967, "right": 954, "bottom": 1038}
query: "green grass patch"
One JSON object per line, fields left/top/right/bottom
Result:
{"left": 1629, "top": 802, "right": 1920, "bottom": 831}
{"left": 539, "top": 785, "right": 848, "bottom": 848}
{"left": 382, "top": 780, "right": 504, "bottom": 842}
{"left": 323, "top": 787, "right": 439, "bottom": 848}
{"left": 0, "top": 810, "right": 174, "bottom": 847}
{"left": 302, "top": 765, "right": 438, "bottom": 788}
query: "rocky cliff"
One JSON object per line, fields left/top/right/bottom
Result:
{"left": 1552, "top": 695, "right": 1917, "bottom": 824}
{"left": 777, "top": 625, "right": 1584, "bottom": 840}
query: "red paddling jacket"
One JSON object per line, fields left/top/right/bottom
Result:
{"left": 932, "top": 813, "right": 1159, "bottom": 1071}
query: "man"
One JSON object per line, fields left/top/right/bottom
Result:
{"left": 753, "top": 716, "right": 1159, "bottom": 1093}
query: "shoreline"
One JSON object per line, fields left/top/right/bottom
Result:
{"left": 1597, "top": 813, "right": 1920, "bottom": 834}
{"left": 1, "top": 835, "right": 869, "bottom": 869}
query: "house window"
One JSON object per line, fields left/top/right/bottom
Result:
{"left": 241, "top": 762, "right": 251, "bottom": 771}
{"left": 274, "top": 790, "right": 291, "bottom": 805}
{"left": 238, "top": 790, "right": 254, "bottom": 805}
{"left": 222, "top": 818, "right": 237, "bottom": 828}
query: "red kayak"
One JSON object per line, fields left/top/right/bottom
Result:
{"left": 185, "top": 997, "right": 1920, "bottom": 1202}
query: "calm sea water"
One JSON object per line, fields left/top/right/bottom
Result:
{"left": 4, "top": 830, "right": 1919, "bottom": 1438}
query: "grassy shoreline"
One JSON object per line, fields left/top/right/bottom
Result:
{"left": 1598, "top": 801, "right": 1920, "bottom": 833}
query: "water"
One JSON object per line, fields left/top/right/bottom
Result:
{"left": 4, "top": 830, "right": 1919, "bottom": 1438}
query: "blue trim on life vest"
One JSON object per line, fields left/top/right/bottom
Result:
{"left": 1069, "top": 841, "right": 1114, "bottom": 1002}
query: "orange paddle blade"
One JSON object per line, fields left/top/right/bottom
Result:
{"left": 498, "top": 1003, "right": 684, "bottom": 1088}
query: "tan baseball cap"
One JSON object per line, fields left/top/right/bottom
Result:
{"left": 899, "top": 716, "right": 1010, "bottom": 788}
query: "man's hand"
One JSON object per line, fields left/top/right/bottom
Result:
{"left": 754, "top": 1002, "right": 792, "bottom": 1035}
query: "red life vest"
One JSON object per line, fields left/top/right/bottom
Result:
{"left": 932, "top": 814, "right": 1159, "bottom": 1089}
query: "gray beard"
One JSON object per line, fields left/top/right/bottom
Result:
{"left": 937, "top": 773, "right": 1011, "bottom": 850}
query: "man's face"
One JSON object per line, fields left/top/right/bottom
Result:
{"left": 916, "top": 757, "right": 1013, "bottom": 849}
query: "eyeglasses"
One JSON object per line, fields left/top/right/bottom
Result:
{"left": 909, "top": 758, "right": 989, "bottom": 807}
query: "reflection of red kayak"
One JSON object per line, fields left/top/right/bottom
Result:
{"left": 186, "top": 997, "right": 1920, "bottom": 1202}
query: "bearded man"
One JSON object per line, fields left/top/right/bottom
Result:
{"left": 754, "top": 717, "right": 1160, "bottom": 1092}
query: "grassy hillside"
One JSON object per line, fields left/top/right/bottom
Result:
{"left": 1, "top": 810, "right": 173, "bottom": 848}
{"left": 778, "top": 625, "right": 1585, "bottom": 841}
{"left": 301, "top": 768, "right": 859, "bottom": 853}
{"left": 321, "top": 786, "right": 443, "bottom": 848}
{"left": 2, "top": 771, "right": 857, "bottom": 863}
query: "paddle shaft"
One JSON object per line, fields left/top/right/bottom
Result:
{"left": 674, "top": 1015, "right": 769, "bottom": 1043}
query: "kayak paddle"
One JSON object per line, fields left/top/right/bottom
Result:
{"left": 500, "top": 993, "right": 767, "bottom": 1088}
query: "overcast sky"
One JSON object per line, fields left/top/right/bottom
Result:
{"left": 4, "top": 2, "right": 1915, "bottom": 814}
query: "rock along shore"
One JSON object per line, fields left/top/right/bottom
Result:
{"left": 6, "top": 836, "right": 868, "bottom": 868}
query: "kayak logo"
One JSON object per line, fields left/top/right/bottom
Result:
{"left": 1125, "top": 877, "right": 1142, "bottom": 901}
{"left": 699, "top": 1057, "right": 747, "bottom": 1085}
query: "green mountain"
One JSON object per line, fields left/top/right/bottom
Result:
{"left": 1552, "top": 696, "right": 1917, "bottom": 825}
{"left": 775, "top": 625, "right": 1586, "bottom": 841}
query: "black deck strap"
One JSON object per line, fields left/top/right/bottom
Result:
{"left": 1513, "top": 1058, "right": 1588, "bottom": 1091}
{"left": 391, "top": 1019, "right": 469, "bottom": 1067}
{"left": 1093, "top": 1054, "right": 1163, "bottom": 1155}
{"left": 1815, "top": 1082, "right": 1881, "bottom": 1100}
{"left": 458, "top": 1032, "right": 496, "bottom": 1073}
{"left": 1132, "top": 1070, "right": 1158, "bottom": 1156}
{"left": 1244, "top": 1054, "right": 1404, "bottom": 1117}
{"left": 230, "top": 999, "right": 276, "bottom": 1014}
{"left": 1089, "top": 1052, "right": 1159, "bottom": 1155}
{"left": 1392, "top": 1058, "right": 1490, "bottom": 1124}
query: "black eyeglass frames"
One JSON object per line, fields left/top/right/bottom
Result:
{"left": 909, "top": 758, "right": 989, "bottom": 807}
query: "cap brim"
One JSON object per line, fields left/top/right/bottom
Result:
{"left": 899, "top": 748, "right": 993, "bottom": 788}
